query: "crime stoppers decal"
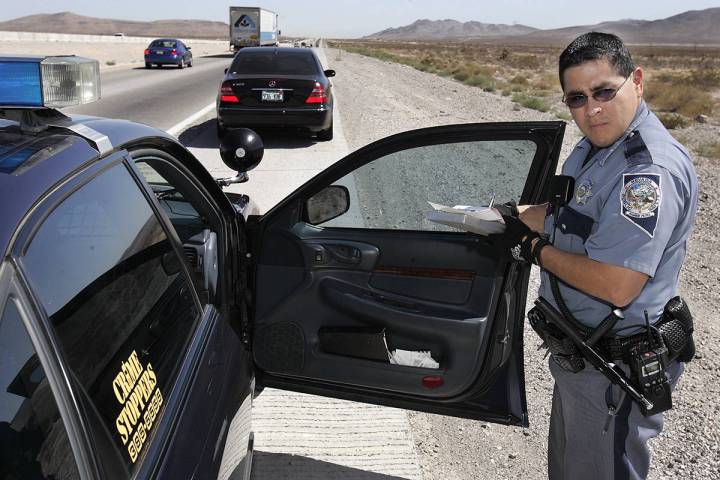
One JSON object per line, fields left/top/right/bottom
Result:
{"left": 620, "top": 173, "right": 661, "bottom": 237}
{"left": 113, "top": 350, "right": 164, "bottom": 463}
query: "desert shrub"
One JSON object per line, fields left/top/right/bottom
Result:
{"left": 532, "top": 72, "right": 559, "bottom": 91}
{"left": 510, "top": 74, "right": 529, "bottom": 85}
{"left": 469, "top": 64, "right": 495, "bottom": 77}
{"left": 646, "top": 82, "right": 713, "bottom": 117}
{"left": 505, "top": 53, "right": 541, "bottom": 69}
{"left": 653, "top": 71, "right": 684, "bottom": 83}
{"left": 656, "top": 113, "right": 691, "bottom": 130}
{"left": 697, "top": 142, "right": 720, "bottom": 159}
{"left": 465, "top": 74, "right": 496, "bottom": 91}
{"left": 688, "top": 68, "right": 720, "bottom": 89}
{"left": 106, "top": 60, "right": 116, "bottom": 66}
{"left": 512, "top": 94, "right": 550, "bottom": 112}
{"left": 553, "top": 109, "right": 572, "bottom": 121}
{"left": 453, "top": 69, "right": 471, "bottom": 82}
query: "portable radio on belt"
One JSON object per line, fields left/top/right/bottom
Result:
{"left": 627, "top": 311, "right": 673, "bottom": 415}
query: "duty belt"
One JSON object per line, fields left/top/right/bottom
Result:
{"left": 600, "top": 313, "right": 694, "bottom": 363}
{"left": 600, "top": 332, "right": 656, "bottom": 361}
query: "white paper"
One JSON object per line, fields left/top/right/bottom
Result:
{"left": 425, "top": 201, "right": 506, "bottom": 235}
{"left": 427, "top": 201, "right": 503, "bottom": 220}
{"left": 389, "top": 349, "right": 440, "bottom": 369}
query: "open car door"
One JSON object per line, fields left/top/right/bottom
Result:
{"left": 248, "top": 122, "right": 565, "bottom": 426}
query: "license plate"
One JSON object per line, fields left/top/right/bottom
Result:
{"left": 261, "top": 90, "right": 283, "bottom": 102}
{"left": 155, "top": 50, "right": 164, "bottom": 55}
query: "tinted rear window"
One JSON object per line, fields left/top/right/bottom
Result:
{"left": 230, "top": 52, "right": 319, "bottom": 75}
{"left": 150, "top": 40, "right": 177, "bottom": 48}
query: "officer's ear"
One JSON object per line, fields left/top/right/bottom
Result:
{"left": 632, "top": 67, "right": 644, "bottom": 98}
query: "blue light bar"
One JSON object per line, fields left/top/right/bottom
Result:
{"left": 0, "top": 61, "right": 43, "bottom": 107}
{"left": 0, "top": 55, "right": 100, "bottom": 109}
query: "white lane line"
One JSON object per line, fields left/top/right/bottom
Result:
{"left": 167, "top": 101, "right": 216, "bottom": 137}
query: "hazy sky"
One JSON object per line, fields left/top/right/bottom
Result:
{"left": 2, "top": 0, "right": 720, "bottom": 38}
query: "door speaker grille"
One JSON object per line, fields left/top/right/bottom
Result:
{"left": 254, "top": 322, "right": 305, "bottom": 374}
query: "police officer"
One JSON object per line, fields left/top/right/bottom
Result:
{"left": 496, "top": 32, "right": 698, "bottom": 479}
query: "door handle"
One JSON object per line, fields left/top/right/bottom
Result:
{"left": 326, "top": 244, "right": 361, "bottom": 264}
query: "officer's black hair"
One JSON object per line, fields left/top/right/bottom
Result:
{"left": 558, "top": 32, "right": 635, "bottom": 90}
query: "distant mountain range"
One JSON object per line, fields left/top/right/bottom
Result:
{"left": 0, "top": 12, "right": 227, "bottom": 39}
{"left": 366, "top": 19, "right": 537, "bottom": 40}
{"left": 365, "top": 8, "right": 720, "bottom": 45}
{"left": 1, "top": 9, "right": 719, "bottom": 44}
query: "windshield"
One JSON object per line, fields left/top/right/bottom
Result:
{"left": 230, "top": 52, "right": 319, "bottom": 75}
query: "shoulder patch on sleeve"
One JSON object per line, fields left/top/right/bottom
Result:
{"left": 620, "top": 173, "right": 661, "bottom": 237}
{"left": 624, "top": 130, "right": 653, "bottom": 167}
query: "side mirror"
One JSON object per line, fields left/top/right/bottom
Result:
{"left": 324, "top": 69, "right": 335, "bottom": 78}
{"left": 187, "top": 46, "right": 192, "bottom": 50}
{"left": 224, "top": 67, "right": 228, "bottom": 74}
{"left": 219, "top": 128, "right": 264, "bottom": 174}
{"left": 306, "top": 186, "right": 350, "bottom": 225}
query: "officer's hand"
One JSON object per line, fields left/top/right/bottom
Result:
{"left": 518, "top": 202, "right": 548, "bottom": 233}
{"left": 489, "top": 215, "right": 539, "bottom": 263}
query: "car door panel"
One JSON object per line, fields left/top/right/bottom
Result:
{"left": 255, "top": 227, "right": 505, "bottom": 398}
{"left": 250, "top": 122, "right": 565, "bottom": 425}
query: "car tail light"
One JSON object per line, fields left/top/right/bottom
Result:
{"left": 305, "top": 82, "right": 327, "bottom": 104}
{"left": 144, "top": 49, "right": 150, "bottom": 55}
{"left": 171, "top": 49, "right": 177, "bottom": 56}
{"left": 220, "top": 81, "right": 239, "bottom": 103}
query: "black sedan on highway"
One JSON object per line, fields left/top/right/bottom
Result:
{"left": 216, "top": 47, "right": 335, "bottom": 140}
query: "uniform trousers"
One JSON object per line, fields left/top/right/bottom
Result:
{"left": 548, "top": 358, "right": 684, "bottom": 480}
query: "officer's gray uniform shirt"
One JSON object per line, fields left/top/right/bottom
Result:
{"left": 539, "top": 100, "right": 699, "bottom": 333}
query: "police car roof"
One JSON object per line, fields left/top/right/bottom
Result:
{"left": 0, "top": 114, "right": 176, "bottom": 257}
{"left": 0, "top": 54, "right": 49, "bottom": 62}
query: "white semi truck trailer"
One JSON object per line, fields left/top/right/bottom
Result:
{"left": 229, "top": 7, "right": 279, "bottom": 51}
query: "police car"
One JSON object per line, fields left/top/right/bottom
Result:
{"left": 0, "top": 55, "right": 565, "bottom": 479}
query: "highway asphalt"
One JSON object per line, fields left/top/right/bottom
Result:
{"left": 66, "top": 54, "right": 233, "bottom": 131}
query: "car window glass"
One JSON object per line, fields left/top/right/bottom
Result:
{"left": 230, "top": 52, "right": 318, "bottom": 75}
{"left": 21, "top": 163, "right": 199, "bottom": 473}
{"left": 150, "top": 40, "right": 176, "bottom": 48}
{"left": 134, "top": 159, "right": 218, "bottom": 306}
{"left": 134, "top": 161, "right": 203, "bottom": 242}
{"left": 0, "top": 299, "right": 80, "bottom": 480}
{"left": 317, "top": 139, "right": 537, "bottom": 229}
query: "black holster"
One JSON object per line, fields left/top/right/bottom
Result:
{"left": 657, "top": 296, "right": 695, "bottom": 363}
{"left": 528, "top": 305, "right": 585, "bottom": 372}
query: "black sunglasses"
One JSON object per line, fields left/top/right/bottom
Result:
{"left": 562, "top": 73, "right": 633, "bottom": 109}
